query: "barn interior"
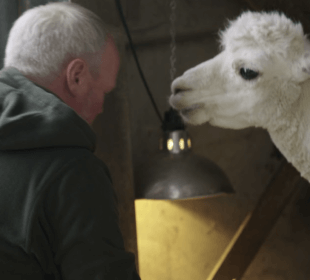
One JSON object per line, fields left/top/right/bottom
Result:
{"left": 1, "top": 0, "right": 310, "bottom": 279}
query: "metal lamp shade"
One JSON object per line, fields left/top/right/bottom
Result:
{"left": 135, "top": 130, "right": 234, "bottom": 200}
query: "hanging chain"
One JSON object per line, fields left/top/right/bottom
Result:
{"left": 169, "top": 0, "right": 177, "bottom": 82}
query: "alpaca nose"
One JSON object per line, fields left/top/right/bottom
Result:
{"left": 174, "top": 88, "right": 184, "bottom": 95}
{"left": 173, "top": 87, "right": 191, "bottom": 95}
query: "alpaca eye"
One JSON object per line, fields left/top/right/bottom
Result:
{"left": 240, "top": 68, "right": 259, "bottom": 80}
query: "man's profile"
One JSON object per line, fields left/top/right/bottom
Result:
{"left": 0, "top": 2, "right": 141, "bottom": 279}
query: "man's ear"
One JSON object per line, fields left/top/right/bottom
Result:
{"left": 66, "top": 58, "right": 90, "bottom": 97}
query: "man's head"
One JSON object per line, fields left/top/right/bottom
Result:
{"left": 4, "top": 2, "right": 120, "bottom": 124}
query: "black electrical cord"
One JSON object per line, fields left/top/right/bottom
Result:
{"left": 114, "top": 0, "right": 164, "bottom": 125}
{"left": 115, "top": 0, "right": 186, "bottom": 132}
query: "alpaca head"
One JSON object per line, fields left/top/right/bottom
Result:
{"left": 169, "top": 11, "right": 310, "bottom": 130}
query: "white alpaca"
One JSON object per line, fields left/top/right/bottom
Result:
{"left": 169, "top": 11, "right": 310, "bottom": 181}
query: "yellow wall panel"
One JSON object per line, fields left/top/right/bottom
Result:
{"left": 135, "top": 199, "right": 233, "bottom": 280}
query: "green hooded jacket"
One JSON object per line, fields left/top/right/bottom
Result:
{"left": 0, "top": 67, "right": 140, "bottom": 280}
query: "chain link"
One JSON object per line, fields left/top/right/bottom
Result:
{"left": 169, "top": 0, "right": 177, "bottom": 82}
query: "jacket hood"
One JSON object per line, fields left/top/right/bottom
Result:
{"left": 0, "top": 67, "right": 96, "bottom": 152}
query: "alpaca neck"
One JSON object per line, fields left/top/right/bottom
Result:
{"left": 267, "top": 79, "right": 310, "bottom": 180}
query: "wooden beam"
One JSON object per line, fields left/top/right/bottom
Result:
{"left": 207, "top": 159, "right": 303, "bottom": 280}
{"left": 126, "top": 0, "right": 140, "bottom": 22}
{"left": 126, "top": 29, "right": 217, "bottom": 49}
{"left": 241, "top": 0, "right": 261, "bottom": 11}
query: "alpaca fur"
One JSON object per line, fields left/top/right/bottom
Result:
{"left": 169, "top": 11, "right": 310, "bottom": 181}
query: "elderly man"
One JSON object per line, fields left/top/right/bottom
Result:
{"left": 0, "top": 2, "right": 140, "bottom": 280}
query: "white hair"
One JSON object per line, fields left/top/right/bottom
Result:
{"left": 4, "top": 2, "right": 109, "bottom": 83}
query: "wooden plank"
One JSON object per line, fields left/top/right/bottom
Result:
{"left": 207, "top": 159, "right": 302, "bottom": 280}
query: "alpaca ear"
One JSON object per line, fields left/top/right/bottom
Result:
{"left": 293, "top": 52, "right": 310, "bottom": 83}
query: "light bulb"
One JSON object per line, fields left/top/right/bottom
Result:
{"left": 179, "top": 138, "right": 185, "bottom": 150}
{"left": 167, "top": 139, "right": 174, "bottom": 150}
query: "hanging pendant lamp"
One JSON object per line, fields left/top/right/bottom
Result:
{"left": 135, "top": 108, "right": 234, "bottom": 200}
{"left": 115, "top": 0, "right": 234, "bottom": 200}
